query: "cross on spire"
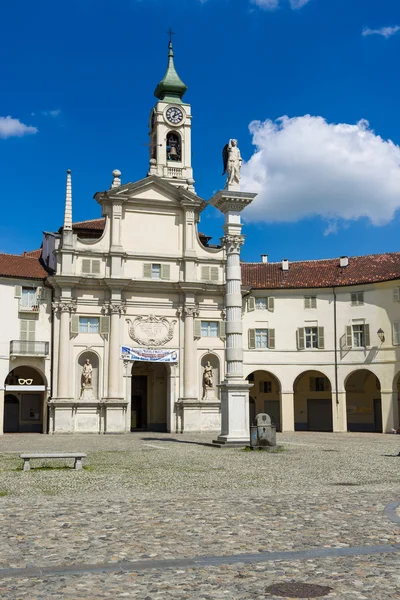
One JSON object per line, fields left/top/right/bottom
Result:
{"left": 167, "top": 27, "right": 175, "bottom": 43}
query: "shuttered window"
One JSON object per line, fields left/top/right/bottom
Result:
{"left": 393, "top": 322, "right": 400, "bottom": 346}
{"left": 304, "top": 296, "right": 317, "bottom": 309}
{"left": 393, "top": 288, "right": 400, "bottom": 302}
{"left": 348, "top": 323, "right": 370, "bottom": 348}
{"left": 298, "top": 327, "right": 324, "bottom": 349}
{"left": 201, "top": 266, "right": 219, "bottom": 282}
{"left": 20, "top": 319, "right": 35, "bottom": 341}
{"left": 351, "top": 292, "right": 364, "bottom": 306}
{"left": 143, "top": 263, "right": 170, "bottom": 280}
{"left": 200, "top": 321, "right": 219, "bottom": 337}
{"left": 248, "top": 328, "right": 275, "bottom": 349}
{"left": 82, "top": 259, "right": 101, "bottom": 275}
{"left": 79, "top": 317, "right": 100, "bottom": 333}
{"left": 248, "top": 297, "right": 274, "bottom": 312}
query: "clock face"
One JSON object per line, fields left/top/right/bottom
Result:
{"left": 166, "top": 106, "right": 184, "bottom": 125}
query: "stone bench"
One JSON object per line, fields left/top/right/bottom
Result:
{"left": 19, "top": 453, "right": 87, "bottom": 471}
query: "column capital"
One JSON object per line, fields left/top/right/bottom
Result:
{"left": 222, "top": 234, "right": 245, "bottom": 254}
{"left": 52, "top": 300, "right": 76, "bottom": 313}
{"left": 103, "top": 302, "right": 126, "bottom": 316}
{"left": 182, "top": 304, "right": 199, "bottom": 318}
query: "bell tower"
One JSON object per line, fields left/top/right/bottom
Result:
{"left": 148, "top": 39, "right": 195, "bottom": 192}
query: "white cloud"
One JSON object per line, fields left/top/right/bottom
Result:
{"left": 0, "top": 116, "right": 38, "bottom": 139}
{"left": 362, "top": 25, "right": 400, "bottom": 39}
{"left": 250, "top": 0, "right": 310, "bottom": 9}
{"left": 241, "top": 116, "right": 400, "bottom": 231}
{"left": 42, "top": 109, "right": 61, "bottom": 117}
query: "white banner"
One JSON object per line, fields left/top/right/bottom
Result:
{"left": 121, "top": 346, "right": 179, "bottom": 363}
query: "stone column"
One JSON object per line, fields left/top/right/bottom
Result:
{"left": 56, "top": 301, "right": 75, "bottom": 399}
{"left": 107, "top": 303, "right": 125, "bottom": 400}
{"left": 281, "top": 392, "right": 295, "bottom": 432}
{"left": 381, "top": 390, "right": 399, "bottom": 433}
{"left": 183, "top": 305, "right": 198, "bottom": 401}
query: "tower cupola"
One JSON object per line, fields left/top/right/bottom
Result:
{"left": 154, "top": 41, "right": 188, "bottom": 104}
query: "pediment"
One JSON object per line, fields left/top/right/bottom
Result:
{"left": 95, "top": 176, "right": 206, "bottom": 211}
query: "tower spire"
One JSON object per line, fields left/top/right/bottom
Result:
{"left": 63, "top": 169, "right": 72, "bottom": 231}
{"left": 154, "top": 37, "right": 188, "bottom": 103}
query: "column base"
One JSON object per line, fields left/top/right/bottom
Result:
{"left": 215, "top": 379, "right": 252, "bottom": 447}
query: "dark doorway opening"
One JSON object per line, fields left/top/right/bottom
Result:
{"left": 131, "top": 375, "right": 147, "bottom": 430}
{"left": 307, "top": 399, "right": 333, "bottom": 432}
{"left": 4, "top": 395, "right": 19, "bottom": 433}
{"left": 373, "top": 398, "right": 383, "bottom": 433}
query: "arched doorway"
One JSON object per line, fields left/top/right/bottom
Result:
{"left": 345, "top": 370, "right": 382, "bottom": 432}
{"left": 293, "top": 370, "right": 333, "bottom": 431}
{"left": 4, "top": 366, "right": 46, "bottom": 433}
{"left": 246, "top": 370, "right": 282, "bottom": 431}
{"left": 131, "top": 362, "right": 168, "bottom": 432}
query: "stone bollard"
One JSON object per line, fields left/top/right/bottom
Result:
{"left": 250, "top": 413, "right": 276, "bottom": 450}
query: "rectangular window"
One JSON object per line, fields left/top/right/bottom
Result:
{"left": 79, "top": 317, "right": 100, "bottom": 334}
{"left": 393, "top": 322, "right": 400, "bottom": 346}
{"left": 315, "top": 377, "right": 326, "bottom": 392}
{"left": 200, "top": 321, "right": 219, "bottom": 337}
{"left": 151, "top": 263, "right": 161, "bottom": 279}
{"left": 21, "top": 288, "right": 36, "bottom": 308}
{"left": 305, "top": 327, "right": 318, "bottom": 349}
{"left": 304, "top": 296, "right": 317, "bottom": 309}
{"left": 259, "top": 381, "right": 272, "bottom": 393}
{"left": 255, "top": 298, "right": 267, "bottom": 310}
{"left": 353, "top": 324, "right": 365, "bottom": 347}
{"left": 351, "top": 292, "right": 364, "bottom": 306}
{"left": 255, "top": 328, "right": 268, "bottom": 349}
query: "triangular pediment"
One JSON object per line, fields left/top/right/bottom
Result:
{"left": 95, "top": 176, "right": 206, "bottom": 211}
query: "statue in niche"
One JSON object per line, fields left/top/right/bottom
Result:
{"left": 203, "top": 361, "right": 217, "bottom": 401}
{"left": 222, "top": 139, "right": 242, "bottom": 188}
{"left": 80, "top": 359, "right": 94, "bottom": 399}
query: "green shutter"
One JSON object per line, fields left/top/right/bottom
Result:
{"left": 393, "top": 322, "right": 400, "bottom": 346}
{"left": 346, "top": 326, "right": 353, "bottom": 348}
{"left": 143, "top": 263, "right": 152, "bottom": 278}
{"left": 100, "top": 316, "right": 110, "bottom": 335}
{"left": 297, "top": 328, "right": 305, "bottom": 350}
{"left": 304, "top": 296, "right": 310, "bottom": 309}
{"left": 364, "top": 324, "right": 370, "bottom": 347}
{"left": 210, "top": 267, "right": 219, "bottom": 282}
{"left": 82, "top": 259, "right": 91, "bottom": 274}
{"left": 28, "top": 320, "right": 36, "bottom": 341}
{"left": 311, "top": 296, "right": 317, "bottom": 308}
{"left": 161, "top": 264, "right": 170, "bottom": 280}
{"left": 268, "top": 329, "right": 275, "bottom": 349}
{"left": 194, "top": 319, "right": 201, "bottom": 338}
{"left": 20, "top": 319, "right": 28, "bottom": 341}
{"left": 267, "top": 297, "right": 275, "bottom": 312}
{"left": 91, "top": 260, "right": 101, "bottom": 275}
{"left": 14, "top": 285, "right": 22, "bottom": 299}
{"left": 394, "top": 288, "right": 400, "bottom": 303}
{"left": 248, "top": 329, "right": 256, "bottom": 349}
{"left": 317, "top": 327, "right": 325, "bottom": 349}
{"left": 219, "top": 321, "right": 226, "bottom": 340}
{"left": 71, "top": 314, "right": 79, "bottom": 335}
{"left": 247, "top": 297, "right": 255, "bottom": 312}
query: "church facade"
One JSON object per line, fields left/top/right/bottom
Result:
{"left": 1, "top": 43, "right": 400, "bottom": 436}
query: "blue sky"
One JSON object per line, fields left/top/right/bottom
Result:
{"left": 1, "top": 0, "right": 400, "bottom": 263}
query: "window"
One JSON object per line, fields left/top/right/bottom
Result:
{"left": 351, "top": 292, "right": 364, "bottom": 306}
{"left": 201, "top": 321, "right": 219, "bottom": 337}
{"left": 248, "top": 328, "right": 275, "bottom": 349}
{"left": 21, "top": 288, "right": 37, "bottom": 309}
{"left": 393, "top": 288, "right": 400, "bottom": 303}
{"left": 305, "top": 327, "right": 318, "bottom": 349}
{"left": 15, "top": 286, "right": 40, "bottom": 312}
{"left": 82, "top": 259, "right": 101, "bottom": 275}
{"left": 247, "top": 297, "right": 274, "bottom": 312}
{"left": 346, "top": 324, "right": 370, "bottom": 348}
{"left": 20, "top": 319, "right": 35, "bottom": 341}
{"left": 304, "top": 296, "right": 317, "bottom": 309}
{"left": 143, "top": 263, "right": 170, "bottom": 280}
{"left": 201, "top": 266, "right": 219, "bottom": 282}
{"left": 297, "top": 327, "right": 324, "bottom": 350}
{"left": 393, "top": 322, "right": 400, "bottom": 346}
{"left": 79, "top": 317, "right": 100, "bottom": 334}
{"left": 152, "top": 264, "right": 161, "bottom": 279}
{"left": 310, "top": 377, "right": 328, "bottom": 392}
{"left": 259, "top": 381, "right": 272, "bottom": 393}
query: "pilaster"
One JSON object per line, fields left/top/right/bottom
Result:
{"left": 281, "top": 392, "right": 295, "bottom": 432}
{"left": 53, "top": 300, "right": 76, "bottom": 400}
{"left": 381, "top": 390, "right": 399, "bottom": 433}
{"left": 105, "top": 302, "right": 126, "bottom": 401}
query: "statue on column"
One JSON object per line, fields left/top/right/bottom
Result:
{"left": 80, "top": 358, "right": 94, "bottom": 399}
{"left": 222, "top": 139, "right": 242, "bottom": 189}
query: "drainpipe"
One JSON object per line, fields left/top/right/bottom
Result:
{"left": 333, "top": 287, "right": 339, "bottom": 405}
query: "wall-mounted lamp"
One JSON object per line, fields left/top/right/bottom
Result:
{"left": 377, "top": 328, "right": 385, "bottom": 343}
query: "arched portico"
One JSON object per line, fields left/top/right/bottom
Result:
{"left": 246, "top": 370, "right": 281, "bottom": 430}
{"left": 293, "top": 370, "right": 333, "bottom": 431}
{"left": 4, "top": 366, "right": 47, "bottom": 433}
{"left": 345, "top": 369, "right": 382, "bottom": 432}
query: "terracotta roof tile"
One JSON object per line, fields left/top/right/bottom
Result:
{"left": 72, "top": 218, "right": 105, "bottom": 230}
{"left": 241, "top": 253, "right": 400, "bottom": 289}
{"left": 0, "top": 252, "right": 47, "bottom": 280}
{"left": 21, "top": 249, "right": 42, "bottom": 258}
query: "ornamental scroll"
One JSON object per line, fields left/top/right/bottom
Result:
{"left": 126, "top": 315, "right": 177, "bottom": 347}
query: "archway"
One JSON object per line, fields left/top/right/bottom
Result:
{"left": 345, "top": 370, "right": 382, "bottom": 432}
{"left": 131, "top": 362, "right": 168, "bottom": 432}
{"left": 4, "top": 366, "right": 46, "bottom": 433}
{"left": 293, "top": 370, "right": 333, "bottom": 431}
{"left": 246, "top": 370, "right": 281, "bottom": 431}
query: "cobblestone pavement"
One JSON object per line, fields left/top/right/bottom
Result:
{"left": 0, "top": 432, "right": 399, "bottom": 598}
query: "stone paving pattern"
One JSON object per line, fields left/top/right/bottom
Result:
{"left": 0, "top": 432, "right": 399, "bottom": 598}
